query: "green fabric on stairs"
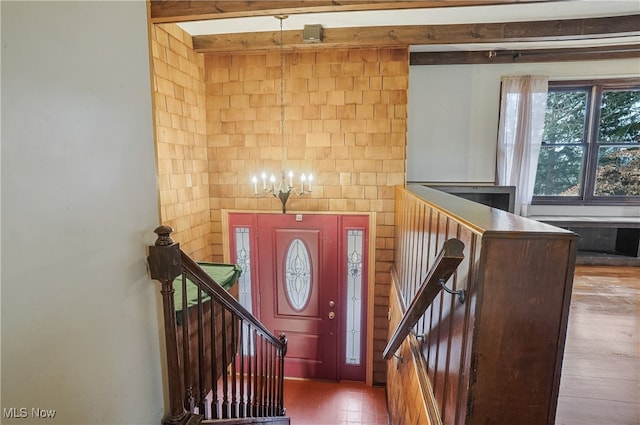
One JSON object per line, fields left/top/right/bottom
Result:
{"left": 173, "top": 262, "right": 242, "bottom": 313}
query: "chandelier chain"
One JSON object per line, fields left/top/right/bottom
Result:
{"left": 250, "top": 15, "right": 312, "bottom": 214}
{"left": 279, "top": 16, "right": 286, "bottom": 176}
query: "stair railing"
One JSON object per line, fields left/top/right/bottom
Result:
{"left": 383, "top": 238, "right": 465, "bottom": 360}
{"left": 148, "top": 226, "right": 288, "bottom": 425}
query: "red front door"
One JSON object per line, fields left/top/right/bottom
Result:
{"left": 228, "top": 212, "right": 369, "bottom": 382}
{"left": 257, "top": 214, "right": 339, "bottom": 380}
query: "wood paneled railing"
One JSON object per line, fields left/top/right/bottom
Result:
{"left": 148, "top": 226, "right": 289, "bottom": 425}
{"left": 386, "top": 185, "right": 578, "bottom": 425}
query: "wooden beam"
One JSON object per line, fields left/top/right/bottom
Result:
{"left": 149, "top": 0, "right": 550, "bottom": 23}
{"left": 410, "top": 44, "right": 640, "bottom": 65}
{"left": 192, "top": 14, "right": 640, "bottom": 53}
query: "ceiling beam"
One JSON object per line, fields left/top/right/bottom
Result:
{"left": 192, "top": 14, "right": 640, "bottom": 53}
{"left": 411, "top": 44, "right": 640, "bottom": 65}
{"left": 149, "top": 0, "right": 551, "bottom": 23}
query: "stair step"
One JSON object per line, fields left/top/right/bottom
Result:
{"left": 202, "top": 416, "right": 290, "bottom": 425}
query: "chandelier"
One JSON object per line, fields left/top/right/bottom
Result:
{"left": 251, "top": 15, "right": 313, "bottom": 214}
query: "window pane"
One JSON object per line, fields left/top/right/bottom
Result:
{"left": 235, "top": 227, "right": 252, "bottom": 313}
{"left": 284, "top": 238, "right": 312, "bottom": 311}
{"left": 594, "top": 146, "right": 640, "bottom": 196}
{"left": 234, "top": 227, "right": 254, "bottom": 355}
{"left": 598, "top": 89, "right": 640, "bottom": 143}
{"left": 542, "top": 90, "right": 588, "bottom": 144}
{"left": 534, "top": 146, "right": 585, "bottom": 195}
{"left": 345, "top": 229, "right": 363, "bottom": 365}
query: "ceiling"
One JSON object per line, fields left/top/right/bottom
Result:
{"left": 151, "top": 0, "right": 640, "bottom": 60}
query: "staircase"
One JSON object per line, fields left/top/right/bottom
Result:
{"left": 148, "top": 226, "right": 290, "bottom": 425}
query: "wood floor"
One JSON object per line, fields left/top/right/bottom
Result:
{"left": 555, "top": 266, "right": 640, "bottom": 425}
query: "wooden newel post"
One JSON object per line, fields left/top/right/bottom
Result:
{"left": 148, "top": 226, "right": 199, "bottom": 425}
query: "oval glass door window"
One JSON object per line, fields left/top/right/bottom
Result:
{"left": 285, "top": 238, "right": 312, "bottom": 311}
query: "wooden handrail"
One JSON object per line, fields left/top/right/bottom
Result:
{"left": 383, "top": 238, "right": 465, "bottom": 360}
{"left": 180, "top": 252, "right": 285, "bottom": 349}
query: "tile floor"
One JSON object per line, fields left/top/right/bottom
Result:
{"left": 283, "top": 379, "right": 389, "bottom": 425}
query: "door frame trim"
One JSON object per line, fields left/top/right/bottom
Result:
{"left": 221, "top": 209, "right": 376, "bottom": 386}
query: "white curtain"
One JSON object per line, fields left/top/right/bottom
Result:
{"left": 496, "top": 75, "right": 548, "bottom": 216}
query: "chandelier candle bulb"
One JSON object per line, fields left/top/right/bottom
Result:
{"left": 301, "top": 174, "right": 307, "bottom": 193}
{"left": 252, "top": 176, "right": 258, "bottom": 194}
{"left": 261, "top": 172, "right": 267, "bottom": 189}
{"left": 308, "top": 174, "right": 313, "bottom": 192}
{"left": 288, "top": 170, "right": 293, "bottom": 187}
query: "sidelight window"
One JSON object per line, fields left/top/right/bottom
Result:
{"left": 345, "top": 229, "right": 364, "bottom": 365}
{"left": 234, "top": 227, "right": 253, "bottom": 354}
{"left": 234, "top": 227, "right": 253, "bottom": 313}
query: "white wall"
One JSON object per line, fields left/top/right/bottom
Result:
{"left": 408, "top": 57, "right": 640, "bottom": 216}
{"left": 408, "top": 65, "right": 499, "bottom": 183}
{"left": 1, "top": 2, "right": 165, "bottom": 424}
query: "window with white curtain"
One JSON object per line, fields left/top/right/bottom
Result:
{"left": 496, "top": 75, "right": 549, "bottom": 215}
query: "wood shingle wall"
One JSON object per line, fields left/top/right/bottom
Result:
{"left": 151, "top": 24, "right": 212, "bottom": 259}
{"left": 151, "top": 23, "right": 409, "bottom": 383}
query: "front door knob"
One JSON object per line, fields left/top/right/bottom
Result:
{"left": 328, "top": 311, "right": 335, "bottom": 320}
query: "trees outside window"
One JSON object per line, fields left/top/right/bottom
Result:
{"left": 533, "top": 79, "right": 639, "bottom": 205}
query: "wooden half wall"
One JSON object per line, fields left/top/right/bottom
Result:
{"left": 387, "top": 185, "right": 578, "bottom": 425}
